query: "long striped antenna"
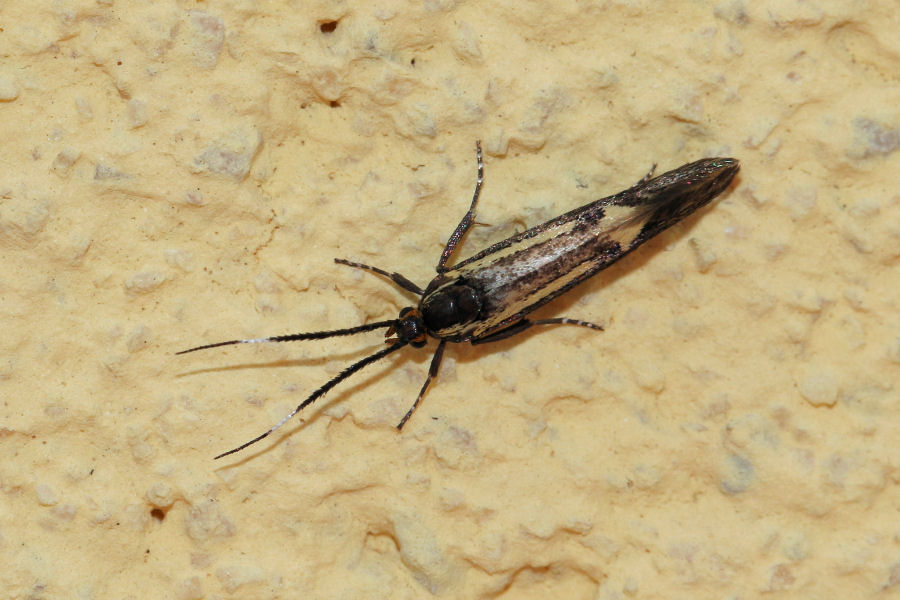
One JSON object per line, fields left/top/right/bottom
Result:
{"left": 176, "top": 318, "right": 411, "bottom": 458}
{"left": 213, "top": 341, "right": 407, "bottom": 459}
{"left": 175, "top": 320, "right": 396, "bottom": 355}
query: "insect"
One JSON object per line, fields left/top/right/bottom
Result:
{"left": 178, "top": 142, "right": 739, "bottom": 459}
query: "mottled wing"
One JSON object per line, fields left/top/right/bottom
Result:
{"left": 439, "top": 158, "right": 739, "bottom": 340}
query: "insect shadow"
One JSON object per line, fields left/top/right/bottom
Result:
{"left": 177, "top": 141, "right": 739, "bottom": 460}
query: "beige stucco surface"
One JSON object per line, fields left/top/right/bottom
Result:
{"left": 2, "top": 1, "right": 899, "bottom": 598}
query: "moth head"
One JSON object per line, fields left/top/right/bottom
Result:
{"left": 420, "top": 283, "right": 481, "bottom": 334}
{"left": 385, "top": 307, "right": 428, "bottom": 348}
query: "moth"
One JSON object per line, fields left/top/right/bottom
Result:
{"left": 179, "top": 142, "right": 739, "bottom": 459}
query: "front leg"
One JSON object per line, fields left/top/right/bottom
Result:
{"left": 334, "top": 258, "right": 424, "bottom": 296}
{"left": 436, "top": 141, "right": 485, "bottom": 273}
{"left": 397, "top": 340, "right": 446, "bottom": 430}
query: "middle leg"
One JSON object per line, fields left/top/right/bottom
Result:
{"left": 397, "top": 340, "right": 446, "bottom": 430}
{"left": 436, "top": 141, "right": 485, "bottom": 273}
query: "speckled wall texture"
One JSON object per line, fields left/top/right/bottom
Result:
{"left": 2, "top": 0, "right": 898, "bottom": 598}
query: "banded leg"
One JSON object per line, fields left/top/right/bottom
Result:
{"left": 471, "top": 317, "right": 604, "bottom": 346}
{"left": 397, "top": 340, "right": 446, "bottom": 430}
{"left": 436, "top": 141, "right": 485, "bottom": 272}
{"left": 334, "top": 258, "right": 423, "bottom": 296}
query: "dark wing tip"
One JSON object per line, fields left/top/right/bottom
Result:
{"left": 707, "top": 157, "right": 741, "bottom": 179}
{"left": 679, "top": 157, "right": 740, "bottom": 197}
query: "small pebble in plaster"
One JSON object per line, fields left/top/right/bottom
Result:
{"left": 689, "top": 237, "right": 718, "bottom": 272}
{"left": 35, "top": 483, "right": 58, "bottom": 506}
{"left": 0, "top": 75, "right": 20, "bottom": 101}
{"left": 188, "top": 11, "right": 225, "bottom": 69}
{"left": 849, "top": 117, "right": 900, "bottom": 159}
{"left": 784, "top": 186, "right": 817, "bottom": 221}
{"left": 192, "top": 129, "right": 261, "bottom": 180}
{"left": 146, "top": 482, "right": 176, "bottom": 508}
{"left": 124, "top": 270, "right": 166, "bottom": 295}
{"left": 51, "top": 148, "right": 80, "bottom": 175}
{"left": 713, "top": 0, "right": 750, "bottom": 25}
{"left": 74, "top": 97, "right": 93, "bottom": 120}
{"left": 216, "top": 565, "right": 265, "bottom": 593}
{"left": 184, "top": 190, "right": 206, "bottom": 206}
{"left": 176, "top": 576, "right": 203, "bottom": 600}
{"left": 185, "top": 501, "right": 236, "bottom": 542}
{"left": 782, "top": 530, "right": 809, "bottom": 560}
{"left": 126, "top": 99, "right": 148, "bottom": 128}
{"left": 797, "top": 368, "right": 839, "bottom": 407}
{"left": 453, "top": 23, "right": 482, "bottom": 63}
{"left": 764, "top": 563, "right": 796, "bottom": 592}
{"left": 633, "top": 361, "right": 666, "bottom": 393}
{"left": 164, "top": 249, "right": 194, "bottom": 272}
{"left": 126, "top": 325, "right": 152, "bottom": 353}
{"left": 719, "top": 454, "right": 754, "bottom": 494}
{"left": 887, "top": 338, "right": 900, "bottom": 364}
{"left": 94, "top": 162, "right": 129, "bottom": 181}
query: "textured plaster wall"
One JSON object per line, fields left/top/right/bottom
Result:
{"left": 1, "top": 0, "right": 899, "bottom": 598}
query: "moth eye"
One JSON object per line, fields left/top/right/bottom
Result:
{"left": 422, "top": 284, "right": 481, "bottom": 331}
{"left": 399, "top": 316, "right": 425, "bottom": 346}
